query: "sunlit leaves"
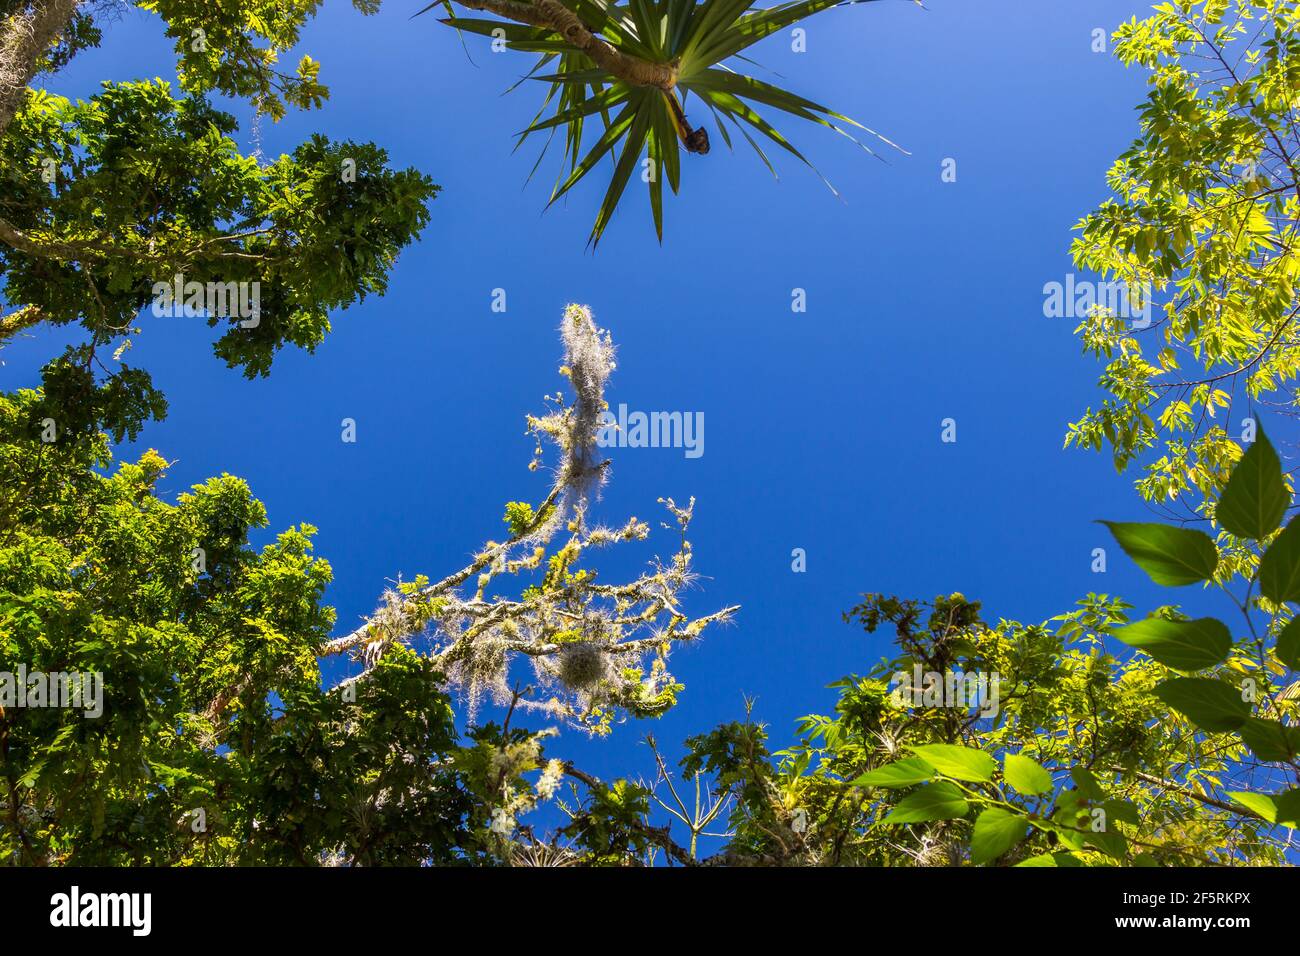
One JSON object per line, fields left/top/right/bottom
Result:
{"left": 1113, "top": 617, "right": 1231, "bottom": 671}
{"left": 0, "top": 82, "right": 436, "bottom": 379}
{"left": 1003, "top": 753, "right": 1053, "bottom": 797}
{"left": 906, "top": 744, "right": 995, "bottom": 783}
{"left": 1099, "top": 521, "right": 1218, "bottom": 586}
{"left": 970, "top": 808, "right": 1027, "bottom": 865}
{"left": 1154, "top": 677, "right": 1250, "bottom": 733}
{"left": 1215, "top": 424, "right": 1287, "bottom": 541}
{"left": 1068, "top": 3, "right": 1300, "bottom": 519}
{"left": 881, "top": 781, "right": 969, "bottom": 824}
{"left": 850, "top": 757, "right": 935, "bottom": 789}
{"left": 1259, "top": 516, "right": 1300, "bottom": 603}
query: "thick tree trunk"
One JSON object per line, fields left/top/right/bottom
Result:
{"left": 0, "top": 0, "right": 78, "bottom": 139}
{"left": 0, "top": 304, "right": 44, "bottom": 343}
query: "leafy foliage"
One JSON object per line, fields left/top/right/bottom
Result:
{"left": 0, "top": 383, "right": 478, "bottom": 864}
{"left": 0, "top": 313, "right": 736, "bottom": 865}
{"left": 652, "top": 582, "right": 1292, "bottom": 865}
{"left": 1066, "top": 1, "right": 1300, "bottom": 523}
{"left": 1, "top": 80, "right": 436, "bottom": 378}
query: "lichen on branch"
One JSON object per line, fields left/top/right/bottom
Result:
{"left": 324, "top": 304, "right": 738, "bottom": 733}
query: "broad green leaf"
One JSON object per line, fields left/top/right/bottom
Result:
{"left": 907, "top": 744, "right": 995, "bottom": 783}
{"left": 1216, "top": 425, "right": 1288, "bottom": 541}
{"left": 1225, "top": 789, "right": 1300, "bottom": 826}
{"left": 1277, "top": 616, "right": 1300, "bottom": 670}
{"left": 1259, "top": 516, "right": 1300, "bottom": 603}
{"left": 850, "top": 757, "right": 935, "bottom": 789}
{"left": 1100, "top": 799, "right": 1140, "bottom": 826}
{"left": 970, "top": 807, "right": 1028, "bottom": 865}
{"left": 1238, "top": 717, "right": 1300, "bottom": 762}
{"left": 1276, "top": 788, "right": 1300, "bottom": 826}
{"left": 1016, "top": 852, "right": 1083, "bottom": 867}
{"left": 1003, "top": 753, "right": 1053, "bottom": 796}
{"left": 1069, "top": 767, "right": 1104, "bottom": 802}
{"left": 881, "top": 781, "right": 969, "bottom": 824}
{"left": 1085, "top": 825, "right": 1128, "bottom": 860}
{"left": 1154, "top": 677, "right": 1250, "bottom": 733}
{"left": 1226, "top": 791, "right": 1279, "bottom": 822}
{"left": 1113, "top": 616, "right": 1231, "bottom": 671}
{"left": 1099, "top": 521, "right": 1217, "bottom": 586}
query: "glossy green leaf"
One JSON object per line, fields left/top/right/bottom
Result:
{"left": 1003, "top": 753, "right": 1053, "bottom": 796}
{"left": 1226, "top": 790, "right": 1279, "bottom": 822}
{"left": 1216, "top": 425, "right": 1288, "bottom": 541}
{"left": 1277, "top": 616, "right": 1300, "bottom": 670}
{"left": 1085, "top": 825, "right": 1128, "bottom": 860}
{"left": 850, "top": 757, "right": 935, "bottom": 789}
{"left": 1238, "top": 717, "right": 1300, "bottom": 762}
{"left": 1113, "top": 616, "right": 1231, "bottom": 671}
{"left": 1261, "top": 517, "right": 1300, "bottom": 604}
{"left": 1016, "top": 852, "right": 1083, "bottom": 867}
{"left": 1154, "top": 677, "right": 1250, "bottom": 733}
{"left": 1069, "top": 767, "right": 1104, "bottom": 802}
{"left": 881, "top": 782, "right": 970, "bottom": 824}
{"left": 907, "top": 744, "right": 996, "bottom": 783}
{"left": 1099, "top": 521, "right": 1218, "bottom": 586}
{"left": 970, "top": 807, "right": 1028, "bottom": 865}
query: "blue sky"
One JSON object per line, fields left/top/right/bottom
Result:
{"left": 3, "top": 0, "right": 1225, "bottom": 833}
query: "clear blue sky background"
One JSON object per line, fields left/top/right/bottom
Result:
{"left": 4, "top": 0, "right": 1232, "bottom": 842}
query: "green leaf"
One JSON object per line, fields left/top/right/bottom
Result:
{"left": 1224, "top": 789, "right": 1300, "bottom": 826}
{"left": 1003, "top": 753, "right": 1053, "bottom": 796}
{"left": 1276, "top": 788, "right": 1300, "bottom": 826}
{"left": 1277, "top": 616, "right": 1300, "bottom": 670}
{"left": 1100, "top": 799, "right": 1140, "bottom": 826}
{"left": 1099, "top": 521, "right": 1218, "bottom": 586}
{"left": 587, "top": 103, "right": 653, "bottom": 245}
{"left": 881, "top": 781, "right": 970, "bottom": 824}
{"left": 906, "top": 744, "right": 995, "bottom": 783}
{"left": 1226, "top": 791, "right": 1279, "bottom": 822}
{"left": 1069, "top": 767, "right": 1104, "bottom": 802}
{"left": 1085, "top": 825, "right": 1128, "bottom": 860}
{"left": 1260, "top": 515, "right": 1300, "bottom": 604}
{"left": 1113, "top": 616, "right": 1232, "bottom": 671}
{"left": 520, "top": 84, "right": 631, "bottom": 135}
{"left": 1238, "top": 717, "right": 1300, "bottom": 762}
{"left": 1154, "top": 677, "right": 1250, "bottom": 733}
{"left": 547, "top": 101, "right": 637, "bottom": 206}
{"left": 850, "top": 757, "right": 935, "bottom": 789}
{"left": 970, "top": 807, "right": 1028, "bottom": 865}
{"left": 1216, "top": 425, "right": 1288, "bottom": 540}
{"left": 1016, "top": 851, "right": 1083, "bottom": 867}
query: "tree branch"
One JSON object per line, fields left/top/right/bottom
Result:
{"left": 0, "top": 0, "right": 79, "bottom": 139}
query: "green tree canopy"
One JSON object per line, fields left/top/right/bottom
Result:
{"left": 1067, "top": 0, "right": 1300, "bottom": 526}
{"left": 1, "top": 0, "right": 436, "bottom": 399}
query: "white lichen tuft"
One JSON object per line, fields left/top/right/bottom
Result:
{"left": 320, "top": 304, "right": 738, "bottom": 731}
{"left": 554, "top": 641, "right": 609, "bottom": 693}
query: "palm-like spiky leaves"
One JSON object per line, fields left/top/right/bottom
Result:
{"left": 422, "top": 0, "right": 905, "bottom": 245}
